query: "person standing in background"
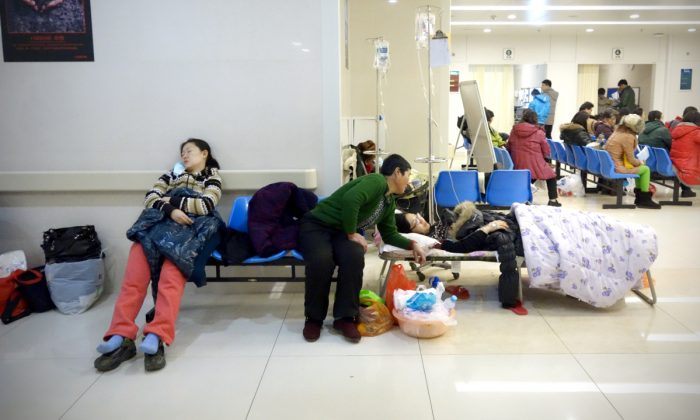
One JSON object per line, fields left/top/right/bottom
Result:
{"left": 598, "top": 88, "right": 613, "bottom": 112}
{"left": 615, "top": 79, "right": 636, "bottom": 113}
{"left": 541, "top": 79, "right": 558, "bottom": 139}
{"left": 527, "top": 88, "right": 550, "bottom": 127}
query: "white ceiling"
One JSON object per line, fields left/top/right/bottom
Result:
{"left": 449, "top": 0, "right": 700, "bottom": 35}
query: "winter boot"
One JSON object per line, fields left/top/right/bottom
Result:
{"left": 633, "top": 188, "right": 642, "bottom": 205}
{"left": 635, "top": 190, "right": 661, "bottom": 209}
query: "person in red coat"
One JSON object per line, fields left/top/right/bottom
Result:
{"left": 670, "top": 110, "right": 700, "bottom": 188}
{"left": 507, "top": 109, "right": 561, "bottom": 206}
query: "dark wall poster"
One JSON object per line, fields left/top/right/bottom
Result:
{"left": 0, "top": 0, "right": 93, "bottom": 62}
{"left": 680, "top": 68, "right": 692, "bottom": 91}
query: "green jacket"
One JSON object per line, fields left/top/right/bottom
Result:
{"left": 490, "top": 127, "right": 507, "bottom": 148}
{"left": 617, "top": 86, "right": 636, "bottom": 111}
{"left": 310, "top": 173, "right": 412, "bottom": 249}
{"left": 638, "top": 120, "right": 672, "bottom": 150}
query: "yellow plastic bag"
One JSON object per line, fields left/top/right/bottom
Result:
{"left": 357, "top": 295, "right": 394, "bottom": 337}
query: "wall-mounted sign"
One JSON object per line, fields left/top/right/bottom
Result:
{"left": 680, "top": 68, "right": 693, "bottom": 90}
{"left": 503, "top": 48, "right": 513, "bottom": 60}
{"left": 612, "top": 48, "right": 624, "bottom": 60}
{"left": 0, "top": 0, "right": 94, "bottom": 62}
{"left": 449, "top": 71, "right": 459, "bottom": 92}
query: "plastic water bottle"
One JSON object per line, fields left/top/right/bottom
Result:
{"left": 430, "top": 277, "right": 445, "bottom": 296}
{"left": 443, "top": 295, "right": 458, "bottom": 310}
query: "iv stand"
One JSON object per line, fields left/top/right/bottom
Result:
{"left": 415, "top": 5, "right": 446, "bottom": 224}
{"left": 365, "top": 36, "right": 390, "bottom": 172}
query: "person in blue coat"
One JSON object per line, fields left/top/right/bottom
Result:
{"left": 528, "top": 89, "right": 550, "bottom": 129}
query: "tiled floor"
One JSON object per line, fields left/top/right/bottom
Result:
{"left": 2, "top": 186, "right": 699, "bottom": 420}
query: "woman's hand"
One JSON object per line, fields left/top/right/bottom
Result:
{"left": 171, "top": 209, "right": 193, "bottom": 225}
{"left": 347, "top": 233, "right": 368, "bottom": 253}
{"left": 412, "top": 242, "right": 427, "bottom": 265}
{"left": 480, "top": 220, "right": 509, "bottom": 234}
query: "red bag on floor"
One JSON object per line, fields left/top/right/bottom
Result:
{"left": 384, "top": 264, "right": 416, "bottom": 319}
{"left": 1, "top": 271, "right": 31, "bottom": 324}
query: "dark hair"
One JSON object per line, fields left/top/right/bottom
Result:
{"left": 618, "top": 79, "right": 628, "bottom": 86}
{"left": 598, "top": 88, "right": 606, "bottom": 95}
{"left": 579, "top": 101, "right": 594, "bottom": 111}
{"left": 181, "top": 138, "right": 220, "bottom": 169}
{"left": 633, "top": 107, "right": 644, "bottom": 117}
{"left": 394, "top": 213, "right": 411, "bottom": 233}
{"left": 542, "top": 79, "right": 552, "bottom": 87}
{"left": 357, "top": 140, "right": 376, "bottom": 163}
{"left": 521, "top": 109, "right": 538, "bottom": 125}
{"left": 380, "top": 154, "right": 411, "bottom": 176}
{"left": 683, "top": 110, "right": 700, "bottom": 125}
{"left": 683, "top": 106, "right": 698, "bottom": 117}
{"left": 600, "top": 109, "right": 615, "bottom": 120}
{"left": 531, "top": 88, "right": 540, "bottom": 95}
{"left": 647, "top": 110, "right": 662, "bottom": 122}
{"left": 484, "top": 108, "right": 495, "bottom": 122}
{"left": 571, "top": 111, "right": 590, "bottom": 127}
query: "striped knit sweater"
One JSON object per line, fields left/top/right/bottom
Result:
{"left": 144, "top": 167, "right": 222, "bottom": 216}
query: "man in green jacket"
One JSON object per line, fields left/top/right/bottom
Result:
{"left": 638, "top": 110, "right": 672, "bottom": 150}
{"left": 616, "top": 79, "right": 636, "bottom": 112}
{"left": 298, "top": 154, "right": 427, "bottom": 343}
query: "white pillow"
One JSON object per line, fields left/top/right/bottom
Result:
{"left": 380, "top": 233, "right": 439, "bottom": 253}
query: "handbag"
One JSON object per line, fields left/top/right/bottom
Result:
{"left": 0, "top": 271, "right": 31, "bottom": 324}
{"left": 41, "top": 225, "right": 102, "bottom": 264}
{"left": 14, "top": 268, "right": 55, "bottom": 313}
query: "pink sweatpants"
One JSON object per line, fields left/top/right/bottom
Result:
{"left": 103, "top": 243, "right": 186, "bottom": 345}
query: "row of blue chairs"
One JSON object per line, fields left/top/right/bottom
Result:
{"left": 494, "top": 147, "right": 514, "bottom": 170}
{"left": 434, "top": 169, "right": 532, "bottom": 209}
{"left": 546, "top": 139, "right": 692, "bottom": 207}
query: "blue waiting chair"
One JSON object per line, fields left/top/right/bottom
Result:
{"left": 485, "top": 169, "right": 532, "bottom": 208}
{"left": 552, "top": 141, "right": 572, "bottom": 173}
{"left": 596, "top": 149, "right": 638, "bottom": 209}
{"left": 584, "top": 147, "right": 601, "bottom": 176}
{"left": 434, "top": 170, "right": 481, "bottom": 208}
{"left": 493, "top": 147, "right": 514, "bottom": 170}
{"left": 652, "top": 147, "right": 693, "bottom": 206}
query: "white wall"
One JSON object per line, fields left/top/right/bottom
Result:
{"left": 0, "top": 0, "right": 342, "bottom": 290}
{"left": 449, "top": 31, "right": 700, "bottom": 141}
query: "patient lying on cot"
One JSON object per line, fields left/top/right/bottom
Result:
{"left": 394, "top": 202, "right": 528, "bottom": 315}
{"left": 397, "top": 202, "right": 659, "bottom": 309}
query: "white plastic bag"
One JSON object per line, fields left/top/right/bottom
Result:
{"left": 556, "top": 174, "right": 585, "bottom": 197}
{"left": 0, "top": 250, "right": 27, "bottom": 277}
{"left": 46, "top": 256, "right": 104, "bottom": 315}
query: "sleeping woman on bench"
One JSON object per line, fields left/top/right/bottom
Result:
{"left": 395, "top": 203, "right": 528, "bottom": 315}
{"left": 93, "top": 139, "right": 224, "bottom": 372}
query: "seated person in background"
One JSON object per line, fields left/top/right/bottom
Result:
{"left": 507, "top": 109, "right": 561, "bottom": 206}
{"left": 598, "top": 88, "right": 614, "bottom": 112}
{"left": 670, "top": 110, "right": 700, "bottom": 191}
{"left": 560, "top": 111, "right": 592, "bottom": 146}
{"left": 356, "top": 140, "right": 377, "bottom": 174}
{"left": 527, "top": 89, "right": 550, "bottom": 128}
{"left": 395, "top": 202, "right": 527, "bottom": 315}
{"left": 579, "top": 101, "right": 597, "bottom": 134}
{"left": 593, "top": 109, "right": 617, "bottom": 141}
{"left": 604, "top": 114, "right": 661, "bottom": 209}
{"left": 94, "top": 139, "right": 224, "bottom": 372}
{"left": 638, "top": 110, "right": 672, "bottom": 150}
{"left": 633, "top": 107, "right": 644, "bottom": 119}
{"left": 667, "top": 106, "right": 698, "bottom": 131}
{"left": 485, "top": 108, "right": 509, "bottom": 147}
